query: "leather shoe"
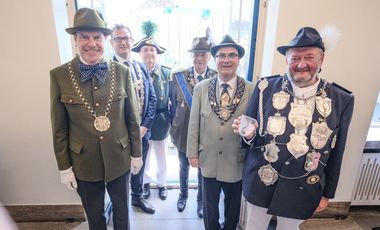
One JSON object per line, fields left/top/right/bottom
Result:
{"left": 158, "top": 186, "right": 168, "bottom": 200}
{"left": 142, "top": 183, "right": 150, "bottom": 199}
{"left": 177, "top": 194, "right": 188, "bottom": 212}
{"left": 197, "top": 201, "right": 203, "bottom": 218}
{"left": 132, "top": 198, "right": 155, "bottom": 214}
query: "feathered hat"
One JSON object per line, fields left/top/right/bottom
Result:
{"left": 131, "top": 20, "right": 166, "bottom": 54}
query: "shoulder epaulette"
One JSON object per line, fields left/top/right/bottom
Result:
{"left": 332, "top": 82, "right": 352, "bottom": 94}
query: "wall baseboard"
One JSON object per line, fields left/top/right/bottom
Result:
{"left": 6, "top": 205, "right": 85, "bottom": 222}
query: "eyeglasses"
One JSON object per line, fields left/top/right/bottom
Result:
{"left": 112, "top": 36, "right": 132, "bottom": 43}
{"left": 215, "top": 53, "right": 239, "bottom": 61}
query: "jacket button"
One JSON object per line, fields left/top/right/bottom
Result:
{"left": 94, "top": 86, "right": 98, "bottom": 90}
{"left": 69, "top": 99, "right": 73, "bottom": 104}
{"left": 323, "top": 150, "right": 329, "bottom": 155}
{"left": 298, "top": 186, "right": 304, "bottom": 190}
{"left": 220, "top": 122, "right": 224, "bottom": 126}
{"left": 285, "top": 161, "right": 290, "bottom": 165}
{"left": 95, "top": 102, "right": 100, "bottom": 107}
{"left": 100, "top": 136, "right": 104, "bottom": 140}
{"left": 219, "top": 137, "right": 223, "bottom": 141}
{"left": 219, "top": 151, "right": 222, "bottom": 155}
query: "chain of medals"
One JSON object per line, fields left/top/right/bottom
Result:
{"left": 208, "top": 77, "right": 245, "bottom": 122}
{"left": 68, "top": 61, "right": 115, "bottom": 132}
{"left": 132, "top": 64, "right": 145, "bottom": 117}
{"left": 258, "top": 76, "right": 333, "bottom": 186}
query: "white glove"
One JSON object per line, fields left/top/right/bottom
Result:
{"left": 130, "top": 157, "right": 143, "bottom": 175}
{"left": 59, "top": 167, "right": 78, "bottom": 190}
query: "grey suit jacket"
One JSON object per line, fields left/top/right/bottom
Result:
{"left": 187, "top": 76, "right": 254, "bottom": 183}
{"left": 50, "top": 57, "right": 141, "bottom": 182}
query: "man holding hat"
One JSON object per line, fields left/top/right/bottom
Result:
{"left": 169, "top": 36, "right": 217, "bottom": 216}
{"left": 232, "top": 27, "right": 354, "bottom": 229}
{"left": 187, "top": 35, "right": 254, "bottom": 230}
{"left": 50, "top": 8, "right": 142, "bottom": 229}
{"left": 132, "top": 21, "right": 172, "bottom": 201}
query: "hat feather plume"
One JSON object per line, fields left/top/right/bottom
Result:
{"left": 319, "top": 24, "right": 342, "bottom": 52}
{"left": 141, "top": 20, "right": 158, "bottom": 38}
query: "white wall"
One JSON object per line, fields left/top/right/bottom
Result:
{"left": 257, "top": 0, "right": 380, "bottom": 201}
{"left": 0, "top": 0, "right": 80, "bottom": 204}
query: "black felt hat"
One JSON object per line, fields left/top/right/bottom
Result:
{"left": 277, "top": 27, "right": 325, "bottom": 55}
{"left": 65, "top": 8, "right": 112, "bottom": 35}
{"left": 210, "top": 35, "right": 245, "bottom": 58}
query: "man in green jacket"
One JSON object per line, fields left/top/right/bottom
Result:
{"left": 50, "top": 8, "right": 142, "bottom": 230}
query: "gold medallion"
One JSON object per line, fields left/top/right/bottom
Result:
{"left": 306, "top": 175, "right": 320, "bottom": 185}
{"left": 94, "top": 115, "right": 111, "bottom": 132}
{"left": 288, "top": 103, "right": 313, "bottom": 129}
{"left": 287, "top": 133, "right": 309, "bottom": 159}
{"left": 316, "top": 96, "right": 332, "bottom": 118}
{"left": 267, "top": 115, "right": 287, "bottom": 136}
{"left": 311, "top": 121, "right": 333, "bottom": 149}
{"left": 219, "top": 108, "right": 231, "bottom": 120}
{"left": 272, "top": 90, "right": 290, "bottom": 110}
{"left": 304, "top": 152, "right": 321, "bottom": 172}
{"left": 221, "top": 92, "right": 230, "bottom": 107}
{"left": 258, "top": 164, "right": 278, "bottom": 186}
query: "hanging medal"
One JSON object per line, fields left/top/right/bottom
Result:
{"left": 288, "top": 103, "right": 313, "bottom": 129}
{"left": 304, "top": 151, "right": 321, "bottom": 172}
{"left": 258, "top": 164, "right": 278, "bottom": 186}
{"left": 263, "top": 141, "right": 280, "bottom": 163}
{"left": 310, "top": 121, "right": 333, "bottom": 149}
{"left": 316, "top": 95, "right": 332, "bottom": 118}
{"left": 287, "top": 133, "right": 309, "bottom": 159}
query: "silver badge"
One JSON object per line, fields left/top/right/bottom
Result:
{"left": 288, "top": 103, "right": 313, "bottom": 129}
{"left": 306, "top": 175, "right": 320, "bottom": 185}
{"left": 287, "top": 133, "right": 309, "bottom": 159}
{"left": 316, "top": 96, "right": 332, "bottom": 118}
{"left": 272, "top": 90, "right": 290, "bottom": 110}
{"left": 258, "top": 78, "right": 269, "bottom": 91}
{"left": 267, "top": 115, "right": 287, "bottom": 136}
{"left": 311, "top": 121, "right": 333, "bottom": 149}
{"left": 304, "top": 152, "right": 321, "bottom": 172}
{"left": 258, "top": 164, "right": 278, "bottom": 186}
{"left": 263, "top": 142, "right": 280, "bottom": 163}
{"left": 94, "top": 115, "right": 110, "bottom": 132}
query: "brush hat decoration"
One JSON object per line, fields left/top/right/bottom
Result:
{"left": 132, "top": 20, "right": 166, "bottom": 54}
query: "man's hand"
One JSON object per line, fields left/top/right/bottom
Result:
{"left": 315, "top": 197, "right": 329, "bottom": 213}
{"left": 59, "top": 167, "right": 77, "bottom": 190}
{"left": 140, "top": 127, "right": 148, "bottom": 138}
{"left": 131, "top": 157, "right": 143, "bottom": 175}
{"left": 232, "top": 115, "right": 257, "bottom": 139}
{"left": 189, "top": 157, "right": 199, "bottom": 167}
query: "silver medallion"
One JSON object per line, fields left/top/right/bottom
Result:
{"left": 94, "top": 115, "right": 110, "bottom": 132}
{"left": 258, "top": 78, "right": 268, "bottom": 91}
{"left": 287, "top": 133, "right": 309, "bottom": 159}
{"left": 304, "top": 151, "right": 321, "bottom": 172}
{"left": 311, "top": 121, "right": 333, "bottom": 149}
{"left": 272, "top": 90, "right": 290, "bottom": 110}
{"left": 316, "top": 96, "right": 332, "bottom": 118}
{"left": 288, "top": 103, "right": 313, "bottom": 129}
{"left": 263, "top": 141, "right": 280, "bottom": 163}
{"left": 258, "top": 164, "right": 278, "bottom": 186}
{"left": 267, "top": 115, "right": 287, "bottom": 136}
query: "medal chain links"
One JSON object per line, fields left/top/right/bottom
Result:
{"left": 68, "top": 61, "right": 116, "bottom": 118}
{"left": 278, "top": 171, "right": 310, "bottom": 180}
{"left": 258, "top": 79, "right": 268, "bottom": 137}
{"left": 282, "top": 78, "right": 327, "bottom": 102}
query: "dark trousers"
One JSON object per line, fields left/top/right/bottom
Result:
{"left": 202, "top": 177, "right": 242, "bottom": 230}
{"left": 77, "top": 172, "right": 130, "bottom": 230}
{"left": 130, "top": 138, "right": 149, "bottom": 199}
{"left": 178, "top": 151, "right": 202, "bottom": 202}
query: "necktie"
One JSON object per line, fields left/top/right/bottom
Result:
{"left": 220, "top": 83, "right": 230, "bottom": 107}
{"left": 78, "top": 62, "right": 108, "bottom": 83}
{"left": 197, "top": 75, "right": 203, "bottom": 82}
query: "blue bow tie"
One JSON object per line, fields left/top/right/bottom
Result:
{"left": 78, "top": 62, "right": 108, "bottom": 83}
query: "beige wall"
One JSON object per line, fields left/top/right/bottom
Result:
{"left": 0, "top": 0, "right": 379, "bottom": 206}
{"left": 0, "top": 0, "right": 80, "bottom": 204}
{"left": 257, "top": 0, "right": 380, "bottom": 201}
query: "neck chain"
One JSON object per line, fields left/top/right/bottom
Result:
{"left": 68, "top": 61, "right": 116, "bottom": 132}
{"left": 282, "top": 78, "right": 327, "bottom": 101}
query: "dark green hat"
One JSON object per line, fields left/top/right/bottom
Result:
{"left": 65, "top": 8, "right": 112, "bottom": 35}
{"left": 210, "top": 35, "right": 245, "bottom": 58}
{"left": 131, "top": 37, "right": 166, "bottom": 54}
{"left": 277, "top": 27, "right": 325, "bottom": 55}
{"left": 188, "top": 37, "right": 212, "bottom": 53}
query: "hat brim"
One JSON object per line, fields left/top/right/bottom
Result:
{"left": 131, "top": 42, "right": 166, "bottom": 54}
{"left": 65, "top": 26, "right": 112, "bottom": 35}
{"left": 210, "top": 43, "right": 245, "bottom": 58}
{"left": 277, "top": 44, "right": 324, "bottom": 56}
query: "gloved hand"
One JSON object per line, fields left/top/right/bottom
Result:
{"left": 131, "top": 157, "right": 143, "bottom": 175}
{"left": 59, "top": 167, "right": 78, "bottom": 190}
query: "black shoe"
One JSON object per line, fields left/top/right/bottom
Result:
{"left": 142, "top": 183, "right": 150, "bottom": 199}
{"left": 177, "top": 194, "right": 188, "bottom": 212}
{"left": 197, "top": 201, "right": 203, "bottom": 218}
{"left": 158, "top": 186, "right": 168, "bottom": 200}
{"left": 132, "top": 198, "right": 155, "bottom": 214}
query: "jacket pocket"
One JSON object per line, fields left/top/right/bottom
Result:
{"left": 61, "top": 94, "right": 83, "bottom": 104}
{"left": 113, "top": 89, "right": 127, "bottom": 102}
{"left": 69, "top": 140, "right": 83, "bottom": 154}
